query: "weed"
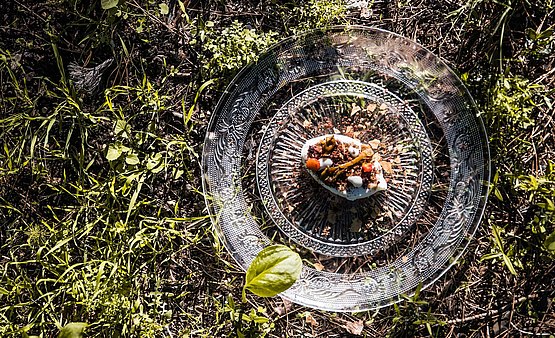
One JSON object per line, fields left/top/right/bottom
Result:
{"left": 524, "top": 26, "right": 555, "bottom": 58}
{"left": 481, "top": 220, "right": 519, "bottom": 275}
{"left": 291, "top": 0, "right": 347, "bottom": 34}
{"left": 193, "top": 20, "right": 278, "bottom": 78}
{"left": 222, "top": 295, "right": 275, "bottom": 338}
{"left": 513, "top": 161, "right": 555, "bottom": 251}
{"left": 275, "top": 0, "right": 347, "bottom": 35}
{"left": 387, "top": 284, "right": 446, "bottom": 337}
{"left": 482, "top": 161, "right": 555, "bottom": 275}
{"left": 486, "top": 75, "right": 544, "bottom": 131}
{"left": 482, "top": 68, "right": 554, "bottom": 273}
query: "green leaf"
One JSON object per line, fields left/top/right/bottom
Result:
{"left": 146, "top": 153, "right": 163, "bottom": 172}
{"left": 185, "top": 78, "right": 216, "bottom": 127}
{"left": 125, "top": 152, "right": 140, "bottom": 165}
{"left": 248, "top": 313, "right": 269, "bottom": 324}
{"left": 106, "top": 143, "right": 123, "bottom": 161}
{"left": 502, "top": 253, "right": 517, "bottom": 276}
{"left": 57, "top": 322, "right": 88, "bottom": 338}
{"left": 0, "top": 286, "right": 8, "bottom": 295}
{"left": 544, "top": 231, "right": 555, "bottom": 252}
{"left": 125, "top": 174, "right": 144, "bottom": 224}
{"left": 491, "top": 223, "right": 504, "bottom": 251}
{"left": 159, "top": 3, "right": 169, "bottom": 15}
{"left": 114, "top": 119, "right": 131, "bottom": 139}
{"left": 101, "top": 0, "right": 118, "bottom": 10}
{"left": 526, "top": 28, "right": 537, "bottom": 40}
{"left": 480, "top": 252, "right": 502, "bottom": 261}
{"left": 538, "top": 28, "right": 553, "bottom": 40}
{"left": 494, "top": 187, "right": 503, "bottom": 201}
{"left": 178, "top": 0, "right": 186, "bottom": 13}
{"left": 243, "top": 245, "right": 302, "bottom": 301}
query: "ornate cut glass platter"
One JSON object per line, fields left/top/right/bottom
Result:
{"left": 201, "top": 26, "right": 490, "bottom": 311}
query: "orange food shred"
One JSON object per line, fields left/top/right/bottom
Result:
{"left": 306, "top": 158, "right": 320, "bottom": 171}
{"left": 362, "top": 162, "right": 373, "bottom": 172}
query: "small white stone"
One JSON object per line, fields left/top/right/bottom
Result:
{"left": 376, "top": 173, "right": 388, "bottom": 191}
{"left": 320, "top": 158, "right": 333, "bottom": 168}
{"left": 347, "top": 175, "right": 364, "bottom": 187}
{"left": 348, "top": 145, "right": 360, "bottom": 157}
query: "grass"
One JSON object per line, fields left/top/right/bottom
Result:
{"left": 0, "top": 37, "right": 206, "bottom": 337}
{"left": 0, "top": 0, "right": 554, "bottom": 337}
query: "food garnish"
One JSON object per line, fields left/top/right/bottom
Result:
{"left": 300, "top": 134, "right": 388, "bottom": 200}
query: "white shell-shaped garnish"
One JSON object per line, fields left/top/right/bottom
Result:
{"left": 301, "top": 134, "right": 388, "bottom": 201}
{"left": 372, "top": 162, "right": 388, "bottom": 191}
{"left": 347, "top": 175, "right": 363, "bottom": 187}
{"left": 319, "top": 158, "right": 333, "bottom": 169}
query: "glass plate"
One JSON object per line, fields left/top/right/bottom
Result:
{"left": 201, "top": 26, "right": 490, "bottom": 311}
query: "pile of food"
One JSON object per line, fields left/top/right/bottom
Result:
{"left": 301, "top": 134, "right": 388, "bottom": 200}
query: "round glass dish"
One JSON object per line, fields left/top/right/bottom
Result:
{"left": 202, "top": 26, "right": 490, "bottom": 311}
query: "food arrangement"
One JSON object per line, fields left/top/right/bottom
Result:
{"left": 301, "top": 134, "right": 388, "bottom": 200}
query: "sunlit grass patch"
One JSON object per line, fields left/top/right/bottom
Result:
{"left": 0, "top": 37, "right": 207, "bottom": 336}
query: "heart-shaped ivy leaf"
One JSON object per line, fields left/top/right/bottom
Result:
{"left": 243, "top": 245, "right": 302, "bottom": 302}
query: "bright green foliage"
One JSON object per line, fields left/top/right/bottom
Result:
{"left": 485, "top": 74, "right": 550, "bottom": 185}
{"left": 513, "top": 161, "right": 555, "bottom": 249}
{"left": 485, "top": 162, "right": 555, "bottom": 274}
{"left": 480, "top": 27, "right": 554, "bottom": 273}
{"left": 524, "top": 27, "right": 554, "bottom": 58}
{"left": 243, "top": 245, "right": 302, "bottom": 302}
{"left": 545, "top": 230, "right": 555, "bottom": 252}
{"left": 287, "top": 0, "right": 347, "bottom": 34}
{"left": 196, "top": 20, "right": 278, "bottom": 76}
{"left": 159, "top": 3, "right": 169, "bottom": 15}
{"left": 487, "top": 75, "right": 545, "bottom": 130}
{"left": 213, "top": 295, "right": 275, "bottom": 338}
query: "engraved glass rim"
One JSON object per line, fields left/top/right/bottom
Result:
{"left": 255, "top": 79, "right": 436, "bottom": 256}
{"left": 201, "top": 25, "right": 491, "bottom": 312}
